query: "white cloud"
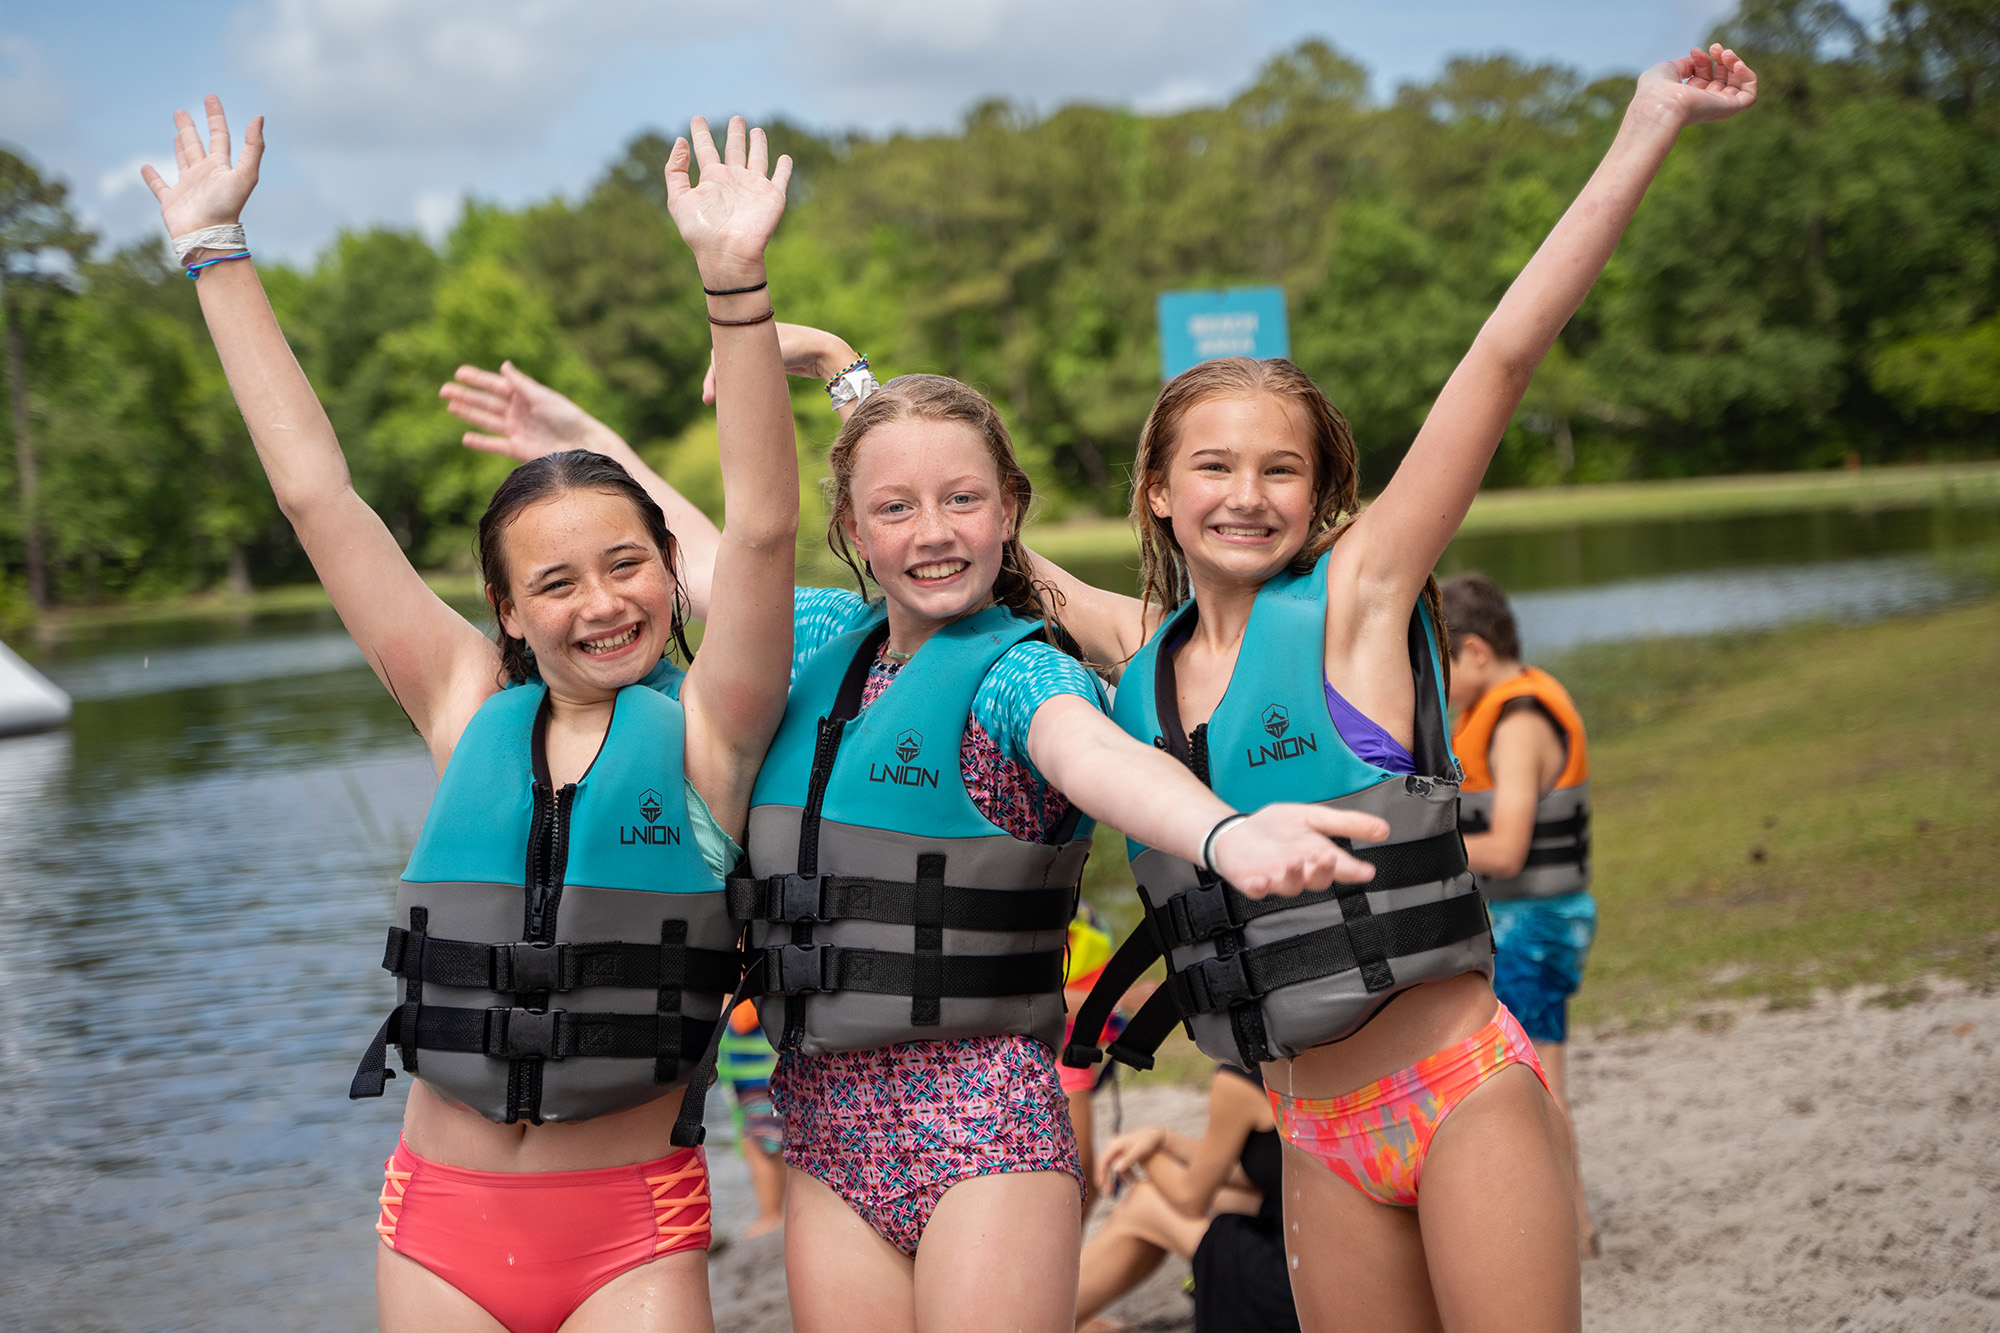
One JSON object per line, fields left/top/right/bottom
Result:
{"left": 412, "top": 186, "right": 459, "bottom": 241}
{"left": 235, "top": 0, "right": 715, "bottom": 147}
{"left": 775, "top": 0, "right": 1260, "bottom": 127}
{"left": 0, "top": 32, "right": 68, "bottom": 149}
{"left": 97, "top": 154, "right": 155, "bottom": 203}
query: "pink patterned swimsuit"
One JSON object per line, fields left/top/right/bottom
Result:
{"left": 770, "top": 639, "right": 1089, "bottom": 1254}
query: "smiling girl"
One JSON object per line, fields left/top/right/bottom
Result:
{"left": 147, "top": 101, "right": 797, "bottom": 1333}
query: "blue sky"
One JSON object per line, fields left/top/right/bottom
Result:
{"left": 5, "top": 0, "right": 1756, "bottom": 264}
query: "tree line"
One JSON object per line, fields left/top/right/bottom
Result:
{"left": 2, "top": 0, "right": 1996, "bottom": 617}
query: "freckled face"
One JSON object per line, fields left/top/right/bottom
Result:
{"left": 843, "top": 419, "right": 1017, "bottom": 626}
{"left": 1148, "top": 394, "right": 1319, "bottom": 588}
{"left": 493, "top": 488, "right": 676, "bottom": 698}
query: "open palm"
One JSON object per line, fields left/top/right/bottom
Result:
{"left": 141, "top": 95, "right": 264, "bottom": 237}
{"left": 665, "top": 116, "right": 792, "bottom": 280}
{"left": 440, "top": 362, "right": 593, "bottom": 461}
{"left": 1643, "top": 44, "right": 1758, "bottom": 125}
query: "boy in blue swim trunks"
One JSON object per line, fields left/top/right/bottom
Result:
{"left": 1443, "top": 571, "right": 1601, "bottom": 1257}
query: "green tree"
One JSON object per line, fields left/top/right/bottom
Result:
{"left": 0, "top": 147, "right": 94, "bottom": 608}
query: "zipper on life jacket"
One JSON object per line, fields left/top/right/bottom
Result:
{"left": 797, "top": 715, "right": 847, "bottom": 877}
{"left": 525, "top": 779, "right": 577, "bottom": 942}
{"left": 1189, "top": 723, "right": 1214, "bottom": 789}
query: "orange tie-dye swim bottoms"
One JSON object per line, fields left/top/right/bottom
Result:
{"left": 1268, "top": 1004, "right": 1549, "bottom": 1207}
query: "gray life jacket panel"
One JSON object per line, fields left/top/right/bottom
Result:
{"left": 1064, "top": 553, "right": 1492, "bottom": 1073}
{"left": 736, "top": 602, "right": 1092, "bottom": 1057}
{"left": 348, "top": 661, "right": 742, "bottom": 1127}
{"left": 1458, "top": 782, "right": 1591, "bottom": 899}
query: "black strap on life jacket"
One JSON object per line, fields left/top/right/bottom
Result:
{"left": 346, "top": 1004, "right": 718, "bottom": 1110}
{"left": 1457, "top": 806, "right": 1590, "bottom": 868}
{"left": 379, "top": 927, "right": 745, "bottom": 996}
{"left": 727, "top": 872, "right": 1073, "bottom": 932}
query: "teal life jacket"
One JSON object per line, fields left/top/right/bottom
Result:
{"left": 349, "top": 659, "right": 743, "bottom": 1128}
{"left": 733, "top": 602, "right": 1092, "bottom": 1056}
{"left": 1064, "top": 553, "right": 1491, "bottom": 1072}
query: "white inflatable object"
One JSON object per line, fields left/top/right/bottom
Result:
{"left": 0, "top": 637, "right": 71, "bottom": 737}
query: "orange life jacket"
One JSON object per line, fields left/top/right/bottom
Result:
{"left": 1452, "top": 667, "right": 1591, "bottom": 900}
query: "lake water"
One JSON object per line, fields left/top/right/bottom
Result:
{"left": 0, "top": 496, "right": 1993, "bottom": 1330}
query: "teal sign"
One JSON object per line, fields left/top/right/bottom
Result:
{"left": 1157, "top": 286, "right": 1290, "bottom": 381}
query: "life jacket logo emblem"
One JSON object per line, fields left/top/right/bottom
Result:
{"left": 1262, "top": 705, "right": 1290, "bottom": 739}
{"left": 639, "top": 789, "right": 663, "bottom": 824}
{"left": 895, "top": 729, "right": 923, "bottom": 763}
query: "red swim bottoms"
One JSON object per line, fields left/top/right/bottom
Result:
{"left": 377, "top": 1137, "right": 711, "bottom": 1333}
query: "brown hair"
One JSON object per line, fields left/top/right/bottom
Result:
{"left": 477, "top": 450, "right": 693, "bottom": 685}
{"left": 824, "top": 373, "right": 1065, "bottom": 639}
{"left": 1439, "top": 571, "right": 1520, "bottom": 661}
{"left": 1129, "top": 356, "right": 1445, "bottom": 674}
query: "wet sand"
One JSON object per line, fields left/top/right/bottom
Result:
{"left": 710, "top": 981, "right": 2000, "bottom": 1331}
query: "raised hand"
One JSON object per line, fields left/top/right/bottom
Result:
{"left": 665, "top": 115, "right": 792, "bottom": 286}
{"left": 141, "top": 95, "right": 264, "bottom": 239}
{"left": 440, "top": 362, "right": 599, "bottom": 461}
{"left": 1640, "top": 44, "right": 1758, "bottom": 127}
{"left": 1209, "top": 803, "right": 1389, "bottom": 899}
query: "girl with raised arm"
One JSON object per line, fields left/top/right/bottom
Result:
{"left": 1042, "top": 47, "right": 1759, "bottom": 1332}
{"left": 146, "top": 100, "right": 797, "bottom": 1333}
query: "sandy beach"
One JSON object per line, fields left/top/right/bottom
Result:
{"left": 709, "top": 981, "right": 2000, "bottom": 1331}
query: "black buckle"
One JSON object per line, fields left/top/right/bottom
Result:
{"left": 1167, "top": 881, "right": 1235, "bottom": 946}
{"left": 776, "top": 873, "right": 829, "bottom": 923}
{"left": 1171, "top": 952, "right": 1254, "bottom": 1014}
{"left": 495, "top": 942, "right": 563, "bottom": 993}
{"left": 767, "top": 943, "right": 830, "bottom": 994}
{"left": 488, "top": 1007, "right": 560, "bottom": 1058}
{"left": 1061, "top": 1041, "right": 1103, "bottom": 1070}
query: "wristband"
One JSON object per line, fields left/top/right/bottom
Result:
{"left": 172, "top": 223, "right": 247, "bottom": 265}
{"left": 826, "top": 356, "right": 879, "bottom": 412}
{"left": 1200, "top": 813, "right": 1251, "bottom": 878}
{"left": 185, "top": 251, "right": 253, "bottom": 279}
{"left": 703, "top": 279, "right": 768, "bottom": 296}
{"left": 709, "top": 307, "right": 776, "bottom": 327}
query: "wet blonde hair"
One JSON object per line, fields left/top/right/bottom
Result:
{"left": 825, "top": 374, "right": 1067, "bottom": 640}
{"left": 1130, "top": 356, "right": 1445, "bottom": 670}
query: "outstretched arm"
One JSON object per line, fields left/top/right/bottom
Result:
{"left": 1026, "top": 695, "right": 1388, "bottom": 898}
{"left": 670, "top": 117, "right": 801, "bottom": 837}
{"left": 1022, "top": 550, "right": 1156, "bottom": 680}
{"left": 441, "top": 361, "right": 724, "bottom": 617}
{"left": 144, "top": 97, "right": 496, "bottom": 761}
{"left": 1345, "top": 46, "right": 1758, "bottom": 601}
{"left": 442, "top": 321, "right": 862, "bottom": 620}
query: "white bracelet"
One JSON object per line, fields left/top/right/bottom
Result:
{"left": 1201, "top": 813, "right": 1251, "bottom": 878}
{"left": 172, "top": 224, "right": 247, "bottom": 265}
{"left": 827, "top": 367, "right": 879, "bottom": 412}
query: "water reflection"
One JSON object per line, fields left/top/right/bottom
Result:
{"left": 1514, "top": 555, "right": 1981, "bottom": 656}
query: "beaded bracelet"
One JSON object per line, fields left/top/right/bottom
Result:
{"left": 185, "top": 251, "right": 254, "bottom": 279}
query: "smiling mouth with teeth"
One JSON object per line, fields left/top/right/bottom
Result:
{"left": 1213, "top": 525, "right": 1275, "bottom": 538}
{"left": 578, "top": 624, "right": 642, "bottom": 654}
{"left": 908, "top": 560, "right": 969, "bottom": 581}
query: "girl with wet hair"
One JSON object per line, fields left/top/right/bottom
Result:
{"left": 147, "top": 100, "right": 798, "bottom": 1332}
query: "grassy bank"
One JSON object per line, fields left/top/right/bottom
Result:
{"left": 1024, "top": 459, "right": 2000, "bottom": 568}
{"left": 1571, "top": 594, "right": 2000, "bottom": 1026}
{"left": 1103, "top": 594, "right": 2000, "bottom": 1084}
